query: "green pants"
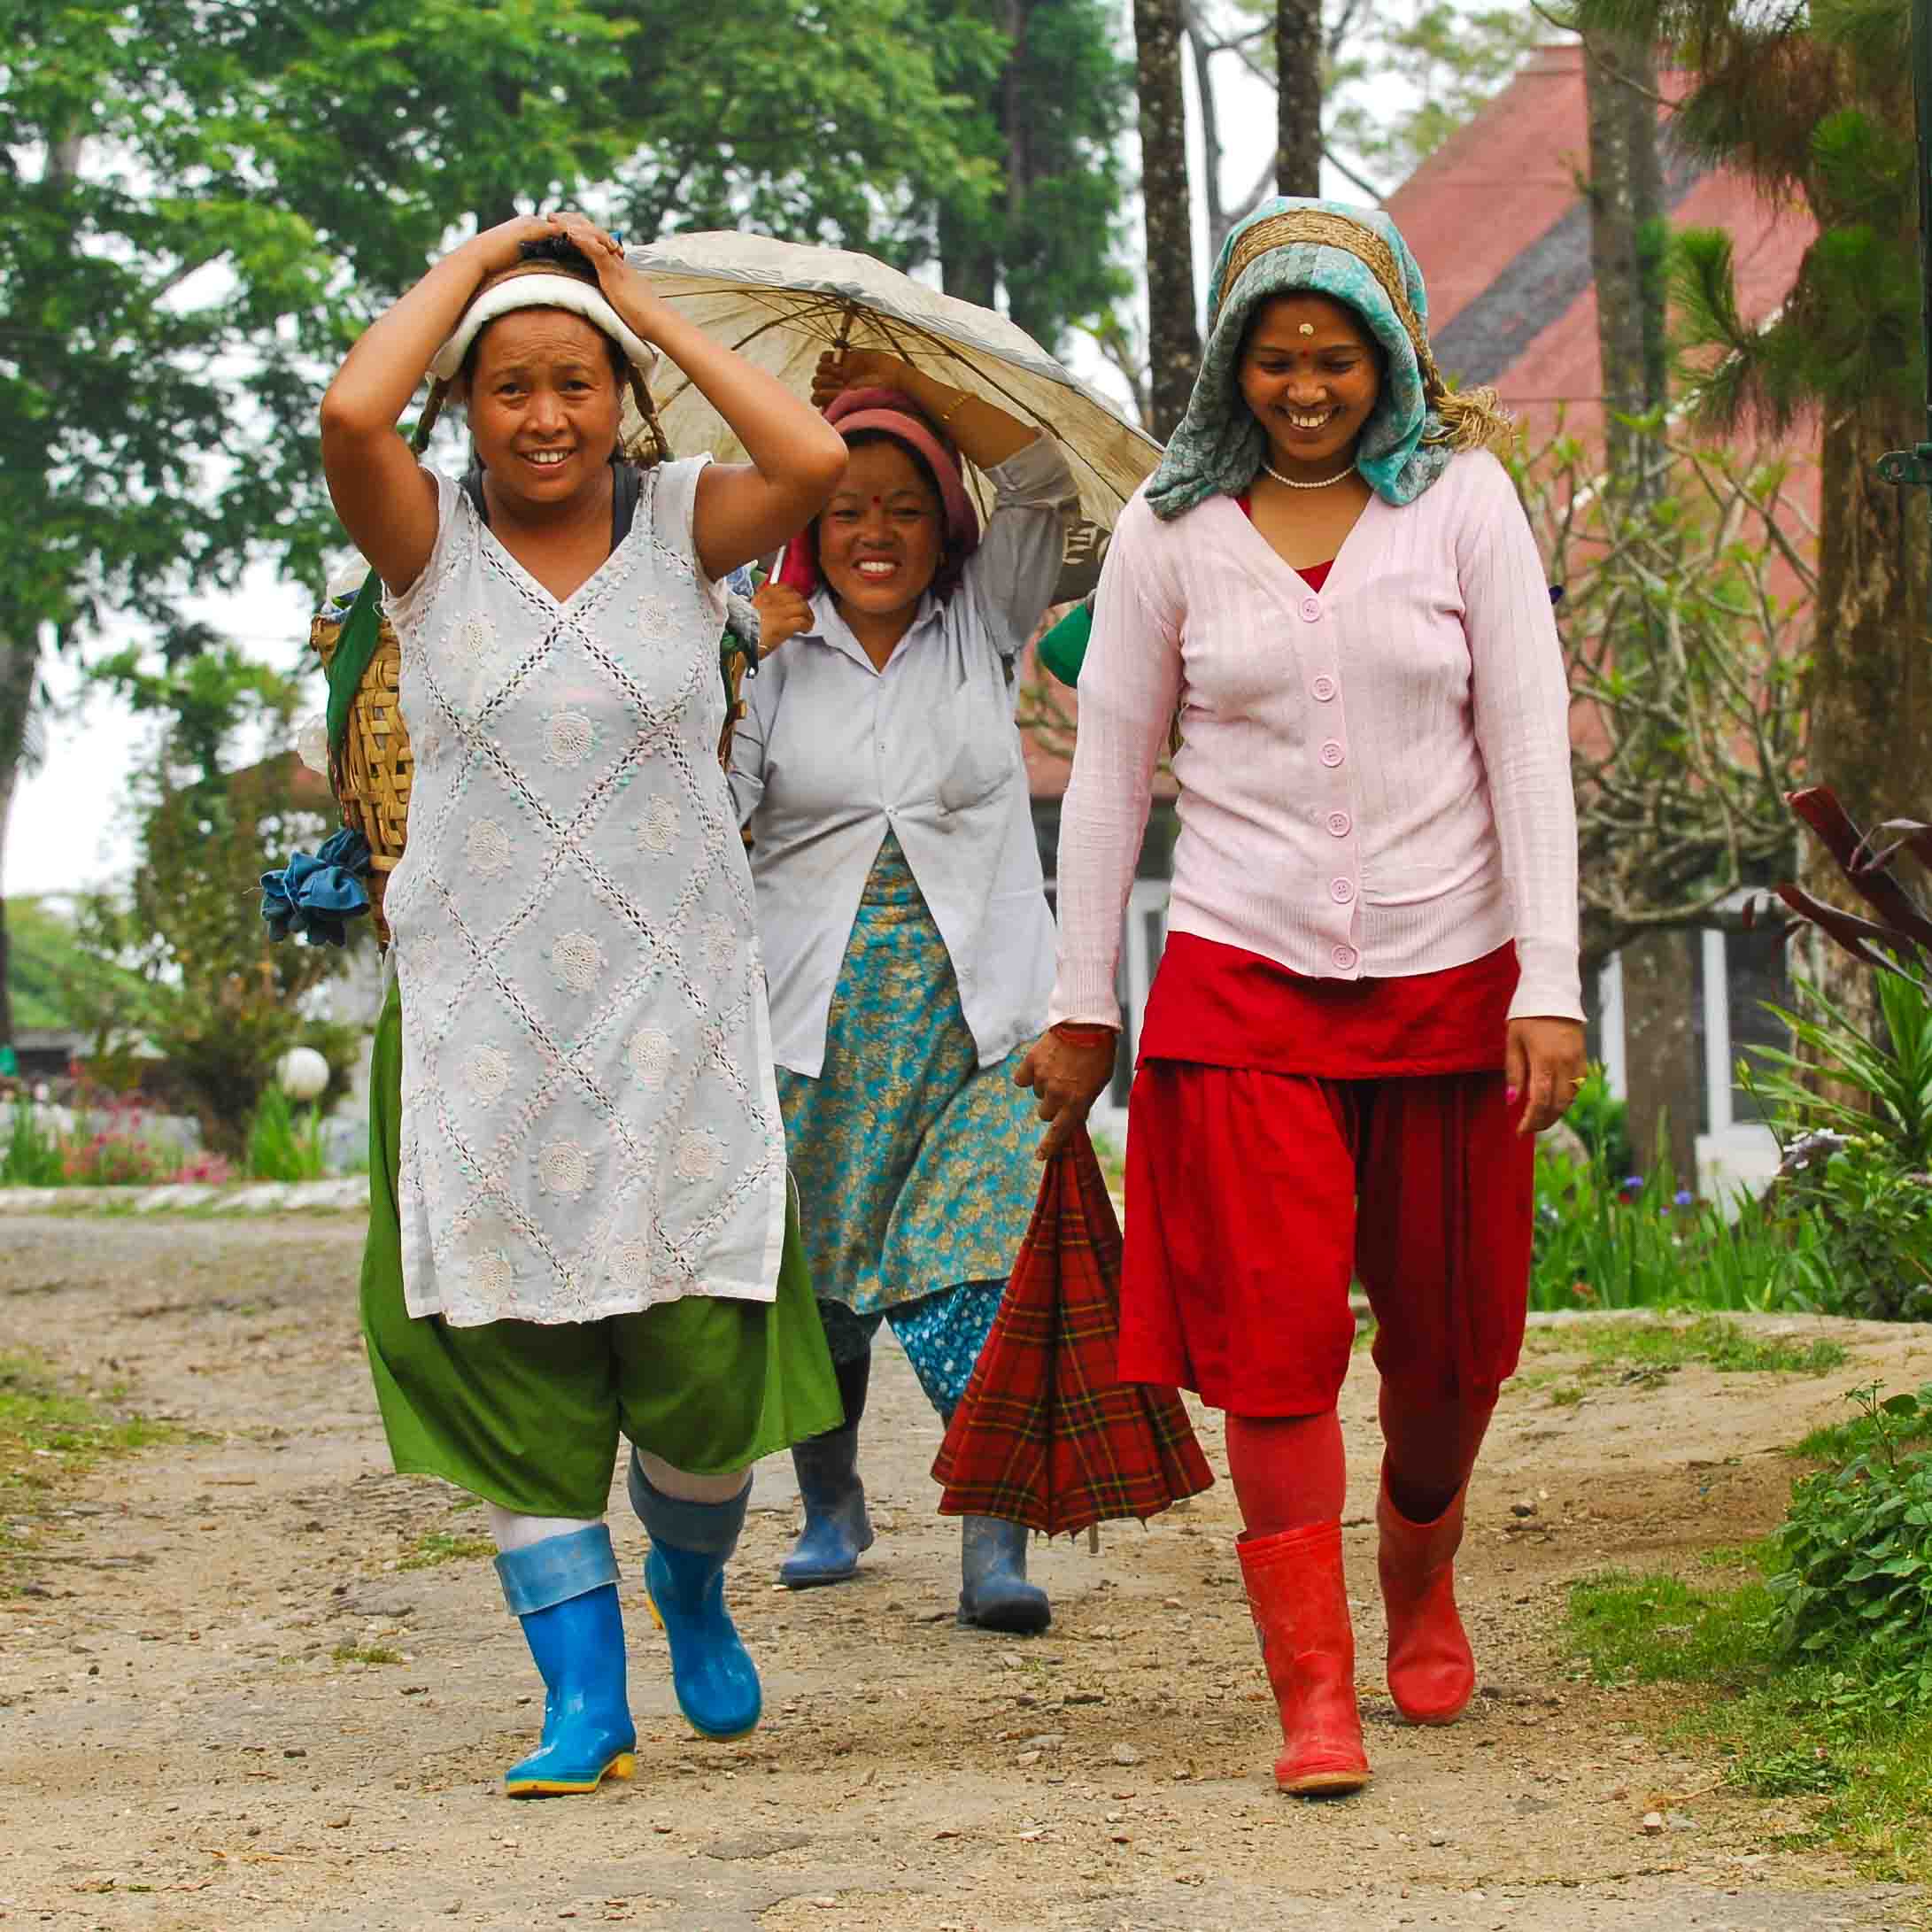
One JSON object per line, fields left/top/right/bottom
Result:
{"left": 360, "top": 981, "right": 841, "bottom": 1517}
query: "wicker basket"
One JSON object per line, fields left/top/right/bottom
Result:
{"left": 310, "top": 600, "right": 412, "bottom": 947}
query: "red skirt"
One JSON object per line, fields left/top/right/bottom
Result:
{"left": 1118, "top": 934, "right": 1534, "bottom": 1415}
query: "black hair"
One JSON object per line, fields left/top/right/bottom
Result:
{"left": 459, "top": 231, "right": 627, "bottom": 387}
{"left": 522, "top": 231, "right": 597, "bottom": 273}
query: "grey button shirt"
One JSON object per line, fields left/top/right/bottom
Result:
{"left": 729, "top": 436, "right": 1078, "bottom": 1078}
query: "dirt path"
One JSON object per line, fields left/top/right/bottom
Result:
{"left": 0, "top": 1215, "right": 1925, "bottom": 1932}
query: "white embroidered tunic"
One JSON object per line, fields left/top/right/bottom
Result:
{"left": 382, "top": 456, "right": 787, "bottom": 1328}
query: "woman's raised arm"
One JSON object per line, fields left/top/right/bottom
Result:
{"left": 320, "top": 213, "right": 563, "bottom": 594}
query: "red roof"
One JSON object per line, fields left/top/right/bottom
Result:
{"left": 1387, "top": 43, "right": 1815, "bottom": 445}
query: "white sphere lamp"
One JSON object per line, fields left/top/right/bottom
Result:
{"left": 277, "top": 1047, "right": 330, "bottom": 1101}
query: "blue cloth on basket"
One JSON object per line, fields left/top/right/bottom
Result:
{"left": 261, "top": 827, "right": 372, "bottom": 947}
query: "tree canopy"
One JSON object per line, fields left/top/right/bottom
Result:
{"left": 0, "top": 0, "right": 1130, "bottom": 1047}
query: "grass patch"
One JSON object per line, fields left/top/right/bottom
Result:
{"left": 0, "top": 1352, "right": 179, "bottom": 1595}
{"left": 1526, "top": 1317, "right": 1845, "bottom": 1395}
{"left": 398, "top": 1530, "right": 494, "bottom": 1570}
{"left": 1569, "top": 1566, "right": 1932, "bottom": 1884}
{"left": 332, "top": 1642, "right": 405, "bottom": 1665}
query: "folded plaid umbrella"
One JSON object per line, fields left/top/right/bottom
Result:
{"left": 932, "top": 1128, "right": 1214, "bottom": 1537}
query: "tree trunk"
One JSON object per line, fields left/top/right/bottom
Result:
{"left": 1619, "top": 929, "right": 1702, "bottom": 1190}
{"left": 1134, "top": 0, "right": 1199, "bottom": 439}
{"left": 1801, "top": 389, "right": 1932, "bottom": 1052}
{"left": 1582, "top": 29, "right": 1667, "bottom": 487}
{"left": 939, "top": 203, "right": 999, "bottom": 311}
{"left": 0, "top": 631, "right": 39, "bottom": 1056}
{"left": 1273, "top": 0, "right": 1322, "bottom": 199}
{"left": 1188, "top": 18, "right": 1230, "bottom": 258}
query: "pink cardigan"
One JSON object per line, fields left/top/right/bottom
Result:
{"left": 1048, "top": 449, "right": 1582, "bottom": 1030}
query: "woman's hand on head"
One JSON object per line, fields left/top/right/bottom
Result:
{"left": 1014, "top": 1026, "right": 1119, "bottom": 1162}
{"left": 811, "top": 349, "right": 909, "bottom": 410}
{"left": 751, "top": 581, "right": 814, "bottom": 654}
{"left": 466, "top": 211, "right": 573, "bottom": 277}
{"left": 542, "top": 213, "right": 680, "bottom": 338}
{"left": 1505, "top": 1016, "right": 1588, "bottom": 1138}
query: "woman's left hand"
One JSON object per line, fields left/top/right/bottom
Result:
{"left": 811, "top": 348, "right": 909, "bottom": 409}
{"left": 549, "top": 213, "right": 675, "bottom": 336}
{"left": 1505, "top": 1016, "right": 1588, "bottom": 1137}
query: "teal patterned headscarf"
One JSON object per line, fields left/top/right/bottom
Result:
{"left": 1146, "top": 197, "right": 1509, "bottom": 521}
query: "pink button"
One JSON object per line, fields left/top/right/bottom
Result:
{"left": 1332, "top": 944, "right": 1359, "bottom": 971}
{"left": 1310, "top": 675, "right": 1337, "bottom": 703}
{"left": 1330, "top": 877, "right": 1356, "bottom": 904}
{"left": 1326, "top": 809, "right": 1352, "bottom": 838}
{"left": 1300, "top": 595, "right": 1322, "bottom": 622}
{"left": 1319, "top": 740, "right": 1344, "bottom": 768}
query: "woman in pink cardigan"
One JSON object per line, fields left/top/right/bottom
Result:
{"left": 1019, "top": 199, "right": 1585, "bottom": 1796}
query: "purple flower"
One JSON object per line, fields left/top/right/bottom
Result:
{"left": 1673, "top": 1189, "right": 1694, "bottom": 1207}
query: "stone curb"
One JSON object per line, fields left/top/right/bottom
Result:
{"left": 0, "top": 1178, "right": 367, "bottom": 1215}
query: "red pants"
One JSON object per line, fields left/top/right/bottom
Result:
{"left": 1117, "top": 1061, "right": 1534, "bottom": 1416}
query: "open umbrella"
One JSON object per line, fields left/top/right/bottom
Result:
{"left": 622, "top": 231, "right": 1160, "bottom": 591}
{"left": 931, "top": 1127, "right": 1213, "bottom": 1539}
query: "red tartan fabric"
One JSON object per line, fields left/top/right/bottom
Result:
{"left": 931, "top": 1128, "right": 1215, "bottom": 1536}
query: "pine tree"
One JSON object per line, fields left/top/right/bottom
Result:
{"left": 1576, "top": 0, "right": 1930, "bottom": 1044}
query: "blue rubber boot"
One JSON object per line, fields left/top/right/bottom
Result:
{"left": 629, "top": 1453, "right": 761, "bottom": 1741}
{"left": 780, "top": 1352, "right": 874, "bottom": 1588}
{"left": 494, "top": 1524, "right": 638, "bottom": 1797}
{"left": 958, "top": 1515, "right": 1051, "bottom": 1634}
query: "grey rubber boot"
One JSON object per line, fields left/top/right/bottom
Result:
{"left": 779, "top": 1350, "right": 875, "bottom": 1588}
{"left": 957, "top": 1515, "right": 1050, "bottom": 1633}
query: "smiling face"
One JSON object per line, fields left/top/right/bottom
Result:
{"left": 1238, "top": 294, "right": 1384, "bottom": 481}
{"left": 816, "top": 437, "right": 946, "bottom": 633}
{"left": 460, "top": 308, "right": 624, "bottom": 511}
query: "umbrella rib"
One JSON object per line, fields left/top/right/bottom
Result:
{"left": 650, "top": 299, "right": 838, "bottom": 412}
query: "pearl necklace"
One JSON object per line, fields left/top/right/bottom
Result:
{"left": 1261, "top": 459, "right": 1354, "bottom": 491}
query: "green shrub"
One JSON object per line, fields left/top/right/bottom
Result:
{"left": 1766, "top": 1385, "right": 1932, "bottom": 1711}
{"left": 1, "top": 1101, "right": 66, "bottom": 1186}
{"left": 1745, "top": 969, "right": 1932, "bottom": 1169}
{"left": 1565, "top": 1064, "right": 1634, "bottom": 1184}
{"left": 1770, "top": 1133, "right": 1932, "bottom": 1323}
{"left": 1530, "top": 1111, "right": 1814, "bottom": 1314}
{"left": 244, "top": 1085, "right": 331, "bottom": 1183}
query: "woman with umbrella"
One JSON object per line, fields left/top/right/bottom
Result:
{"left": 319, "top": 211, "right": 847, "bottom": 1796}
{"left": 730, "top": 348, "right": 1078, "bottom": 1631}
{"left": 1018, "top": 199, "right": 1584, "bottom": 1793}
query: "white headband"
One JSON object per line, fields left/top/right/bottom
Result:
{"left": 429, "top": 273, "right": 659, "bottom": 383}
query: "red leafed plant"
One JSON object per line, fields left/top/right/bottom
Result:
{"left": 1762, "top": 788, "right": 1932, "bottom": 986}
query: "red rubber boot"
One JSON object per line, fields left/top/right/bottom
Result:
{"left": 1236, "top": 1521, "right": 1371, "bottom": 1796}
{"left": 1377, "top": 1476, "right": 1474, "bottom": 1724}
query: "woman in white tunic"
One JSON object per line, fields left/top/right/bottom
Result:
{"left": 321, "top": 212, "right": 848, "bottom": 1797}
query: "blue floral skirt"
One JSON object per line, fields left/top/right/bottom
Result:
{"left": 777, "top": 834, "right": 1042, "bottom": 1417}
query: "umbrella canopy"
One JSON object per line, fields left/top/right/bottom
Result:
{"left": 931, "top": 1128, "right": 1214, "bottom": 1539}
{"left": 622, "top": 230, "right": 1161, "bottom": 576}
